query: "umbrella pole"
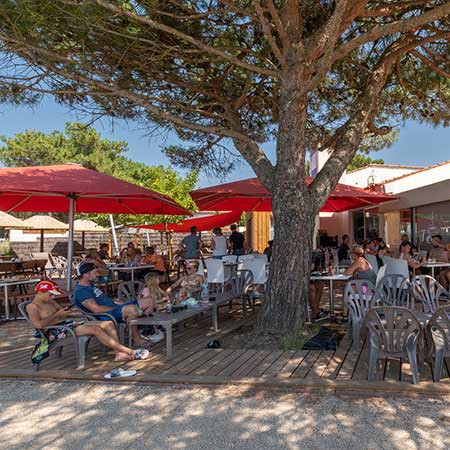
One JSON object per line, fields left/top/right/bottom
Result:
{"left": 66, "top": 196, "right": 76, "bottom": 291}
{"left": 81, "top": 231, "right": 85, "bottom": 250}
{"left": 40, "top": 229, "right": 44, "bottom": 252}
{"left": 110, "top": 215, "right": 119, "bottom": 256}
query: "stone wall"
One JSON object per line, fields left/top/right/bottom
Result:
{"left": 8, "top": 230, "right": 195, "bottom": 257}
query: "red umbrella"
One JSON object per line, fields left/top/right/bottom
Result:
{"left": 135, "top": 210, "right": 243, "bottom": 233}
{"left": 0, "top": 164, "right": 190, "bottom": 215}
{"left": 0, "top": 164, "right": 190, "bottom": 288}
{"left": 191, "top": 177, "right": 396, "bottom": 212}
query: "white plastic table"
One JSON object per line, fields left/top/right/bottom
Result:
{"left": 0, "top": 277, "right": 41, "bottom": 320}
{"left": 310, "top": 273, "right": 352, "bottom": 319}
{"left": 422, "top": 262, "right": 450, "bottom": 279}
{"left": 108, "top": 264, "right": 155, "bottom": 282}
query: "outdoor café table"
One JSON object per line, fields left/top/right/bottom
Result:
{"left": 422, "top": 262, "right": 450, "bottom": 279}
{"left": 210, "top": 291, "right": 239, "bottom": 332}
{"left": 0, "top": 277, "right": 41, "bottom": 320}
{"left": 309, "top": 273, "right": 352, "bottom": 319}
{"left": 128, "top": 302, "right": 213, "bottom": 358}
{"left": 108, "top": 264, "right": 155, "bottom": 282}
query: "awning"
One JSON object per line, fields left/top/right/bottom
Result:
{"left": 135, "top": 211, "right": 243, "bottom": 233}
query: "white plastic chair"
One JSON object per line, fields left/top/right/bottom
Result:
{"left": 343, "top": 279, "right": 377, "bottom": 350}
{"left": 205, "top": 258, "right": 232, "bottom": 292}
{"left": 253, "top": 254, "right": 268, "bottom": 264}
{"left": 221, "top": 255, "right": 238, "bottom": 263}
{"left": 384, "top": 258, "right": 409, "bottom": 279}
{"left": 375, "top": 265, "right": 387, "bottom": 288}
{"left": 365, "top": 254, "right": 378, "bottom": 275}
{"left": 237, "top": 254, "right": 254, "bottom": 262}
{"left": 241, "top": 259, "right": 268, "bottom": 289}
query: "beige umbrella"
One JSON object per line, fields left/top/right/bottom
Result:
{"left": 22, "top": 215, "right": 68, "bottom": 252}
{"left": 0, "top": 210, "right": 28, "bottom": 229}
{"left": 74, "top": 219, "right": 108, "bottom": 250}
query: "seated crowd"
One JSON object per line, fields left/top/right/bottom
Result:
{"left": 25, "top": 226, "right": 449, "bottom": 364}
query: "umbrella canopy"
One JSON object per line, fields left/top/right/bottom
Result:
{"left": 0, "top": 164, "right": 190, "bottom": 288}
{"left": 0, "top": 210, "right": 28, "bottom": 229}
{"left": 0, "top": 164, "right": 190, "bottom": 215}
{"left": 190, "top": 177, "right": 396, "bottom": 213}
{"left": 135, "top": 210, "right": 243, "bottom": 233}
{"left": 22, "top": 215, "right": 68, "bottom": 231}
{"left": 73, "top": 219, "right": 108, "bottom": 233}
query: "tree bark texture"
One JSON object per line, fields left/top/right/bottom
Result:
{"left": 258, "top": 61, "right": 318, "bottom": 332}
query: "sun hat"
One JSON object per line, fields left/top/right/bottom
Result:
{"left": 35, "top": 280, "right": 65, "bottom": 296}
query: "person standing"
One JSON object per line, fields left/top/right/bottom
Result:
{"left": 211, "top": 227, "right": 228, "bottom": 259}
{"left": 180, "top": 226, "right": 203, "bottom": 260}
{"left": 228, "top": 224, "right": 246, "bottom": 256}
{"left": 337, "top": 234, "right": 350, "bottom": 262}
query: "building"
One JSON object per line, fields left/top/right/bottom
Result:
{"left": 247, "top": 158, "right": 450, "bottom": 253}
{"left": 322, "top": 160, "right": 450, "bottom": 251}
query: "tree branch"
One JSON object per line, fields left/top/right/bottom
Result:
{"left": 70, "top": 0, "right": 279, "bottom": 78}
{"left": 411, "top": 49, "right": 450, "bottom": 78}
{"left": 266, "top": 0, "right": 291, "bottom": 51}
{"left": 1, "top": 34, "right": 258, "bottom": 146}
{"left": 361, "top": 1, "right": 429, "bottom": 18}
{"left": 252, "top": 0, "right": 287, "bottom": 69}
{"left": 309, "top": 60, "right": 395, "bottom": 208}
{"left": 334, "top": 3, "right": 450, "bottom": 62}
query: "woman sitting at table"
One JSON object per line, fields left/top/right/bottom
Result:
{"left": 398, "top": 241, "right": 425, "bottom": 273}
{"left": 83, "top": 249, "right": 106, "bottom": 268}
{"left": 344, "top": 245, "right": 377, "bottom": 285}
{"left": 167, "top": 260, "right": 204, "bottom": 301}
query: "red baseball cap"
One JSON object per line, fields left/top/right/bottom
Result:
{"left": 35, "top": 280, "right": 65, "bottom": 296}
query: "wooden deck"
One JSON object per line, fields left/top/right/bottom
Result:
{"left": 2, "top": 307, "right": 450, "bottom": 396}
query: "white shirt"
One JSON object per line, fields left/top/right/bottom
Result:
{"left": 212, "top": 235, "right": 228, "bottom": 256}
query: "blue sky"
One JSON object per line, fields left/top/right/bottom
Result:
{"left": 1, "top": 97, "right": 449, "bottom": 187}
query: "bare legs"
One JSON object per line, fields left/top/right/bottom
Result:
{"left": 75, "top": 321, "right": 138, "bottom": 361}
{"left": 122, "top": 305, "right": 148, "bottom": 345}
{"left": 309, "top": 282, "right": 324, "bottom": 319}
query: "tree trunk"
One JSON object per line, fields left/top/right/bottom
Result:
{"left": 259, "top": 191, "right": 316, "bottom": 331}
{"left": 258, "top": 59, "right": 319, "bottom": 332}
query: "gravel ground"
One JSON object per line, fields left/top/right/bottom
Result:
{"left": 1, "top": 380, "right": 450, "bottom": 450}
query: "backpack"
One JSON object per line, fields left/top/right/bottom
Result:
{"left": 31, "top": 332, "right": 51, "bottom": 364}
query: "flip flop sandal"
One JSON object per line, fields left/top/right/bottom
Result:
{"left": 104, "top": 368, "right": 137, "bottom": 379}
{"left": 133, "top": 348, "right": 150, "bottom": 360}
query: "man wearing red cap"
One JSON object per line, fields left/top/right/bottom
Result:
{"left": 27, "top": 280, "right": 149, "bottom": 361}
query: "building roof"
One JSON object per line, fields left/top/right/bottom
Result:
{"left": 346, "top": 164, "right": 423, "bottom": 174}
{"left": 380, "top": 159, "right": 450, "bottom": 185}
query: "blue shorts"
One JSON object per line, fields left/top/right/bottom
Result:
{"left": 98, "top": 301, "right": 138, "bottom": 323}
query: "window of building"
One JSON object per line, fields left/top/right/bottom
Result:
{"left": 416, "top": 201, "right": 450, "bottom": 250}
